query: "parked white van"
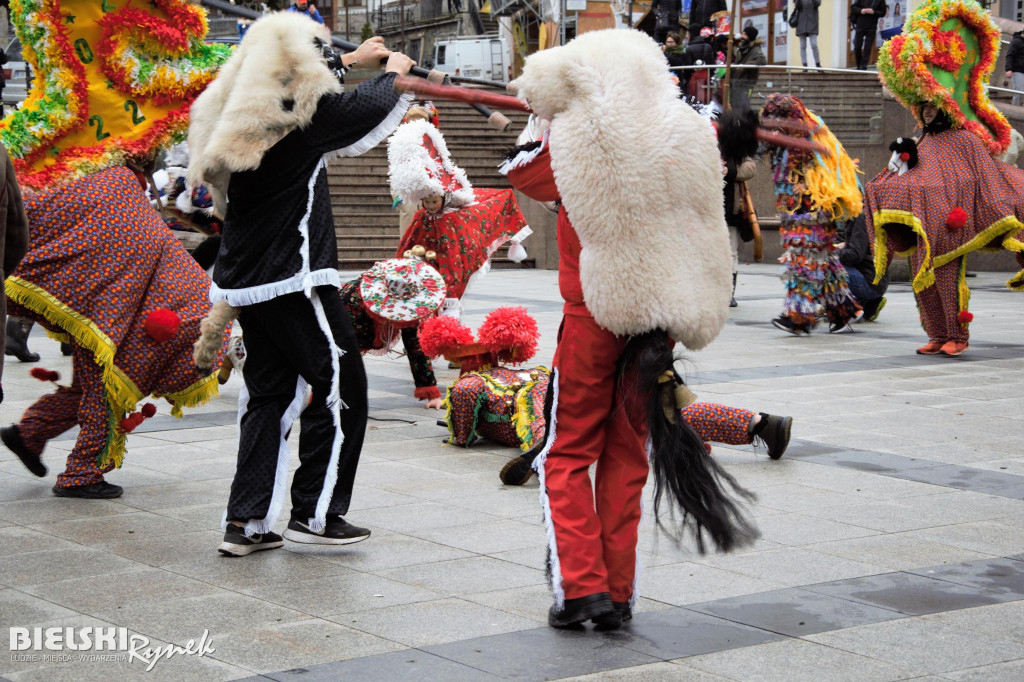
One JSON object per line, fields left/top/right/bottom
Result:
{"left": 432, "top": 35, "right": 510, "bottom": 83}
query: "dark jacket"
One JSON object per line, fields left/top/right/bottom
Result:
{"left": 1007, "top": 31, "right": 1024, "bottom": 74}
{"left": 684, "top": 36, "right": 715, "bottom": 67}
{"left": 0, "top": 143, "right": 30, "bottom": 393}
{"left": 837, "top": 214, "right": 888, "bottom": 294}
{"left": 689, "top": 0, "right": 726, "bottom": 29}
{"left": 851, "top": 0, "right": 887, "bottom": 32}
{"left": 793, "top": 0, "right": 820, "bottom": 36}
{"left": 733, "top": 38, "right": 766, "bottom": 89}
{"left": 652, "top": 0, "right": 682, "bottom": 28}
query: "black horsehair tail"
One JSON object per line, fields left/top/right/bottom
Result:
{"left": 618, "top": 331, "right": 760, "bottom": 554}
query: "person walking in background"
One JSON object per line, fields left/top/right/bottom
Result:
{"left": 0, "top": 142, "right": 29, "bottom": 405}
{"left": 1006, "top": 27, "right": 1024, "bottom": 106}
{"left": 792, "top": 0, "right": 821, "bottom": 69}
{"left": 651, "top": 0, "right": 682, "bottom": 45}
{"left": 689, "top": 0, "right": 726, "bottom": 30}
{"left": 288, "top": 0, "right": 324, "bottom": 24}
{"left": 851, "top": 0, "right": 887, "bottom": 70}
{"left": 731, "top": 25, "right": 766, "bottom": 112}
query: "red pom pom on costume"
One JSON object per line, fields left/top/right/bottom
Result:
{"left": 144, "top": 309, "right": 181, "bottom": 343}
{"left": 946, "top": 207, "right": 968, "bottom": 230}
{"left": 418, "top": 316, "right": 475, "bottom": 358}
{"left": 899, "top": 152, "right": 910, "bottom": 162}
{"left": 477, "top": 306, "right": 540, "bottom": 364}
{"left": 958, "top": 310, "right": 974, "bottom": 324}
{"left": 29, "top": 368, "right": 60, "bottom": 382}
{"left": 140, "top": 403, "right": 157, "bottom": 418}
{"left": 120, "top": 412, "right": 146, "bottom": 433}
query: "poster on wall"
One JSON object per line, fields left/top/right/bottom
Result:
{"left": 740, "top": 13, "right": 770, "bottom": 44}
{"left": 879, "top": 2, "right": 906, "bottom": 43}
{"left": 774, "top": 10, "right": 788, "bottom": 62}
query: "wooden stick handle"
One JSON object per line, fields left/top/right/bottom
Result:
{"left": 393, "top": 75, "right": 531, "bottom": 113}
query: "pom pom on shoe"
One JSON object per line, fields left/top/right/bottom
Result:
{"left": 29, "top": 368, "right": 60, "bottom": 382}
{"left": 144, "top": 309, "right": 181, "bottom": 343}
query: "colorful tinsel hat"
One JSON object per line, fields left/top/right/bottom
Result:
{"left": 0, "top": 0, "right": 231, "bottom": 189}
{"left": 877, "top": 0, "right": 1011, "bottom": 155}
{"left": 359, "top": 256, "right": 447, "bottom": 328}
{"left": 388, "top": 119, "right": 474, "bottom": 208}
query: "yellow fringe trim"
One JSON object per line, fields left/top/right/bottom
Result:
{"left": 510, "top": 366, "right": 549, "bottom": 453}
{"left": 155, "top": 372, "right": 221, "bottom": 419}
{"left": 957, "top": 258, "right": 970, "bottom": 322}
{"left": 45, "top": 329, "right": 70, "bottom": 343}
{"left": 440, "top": 385, "right": 456, "bottom": 446}
{"left": 1002, "top": 235, "right": 1024, "bottom": 290}
{"left": 872, "top": 210, "right": 934, "bottom": 292}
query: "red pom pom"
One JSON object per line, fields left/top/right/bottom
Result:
{"left": 120, "top": 412, "right": 146, "bottom": 433}
{"left": 899, "top": 152, "right": 910, "bottom": 162}
{"left": 477, "top": 306, "right": 540, "bottom": 364}
{"left": 29, "top": 368, "right": 60, "bottom": 382}
{"left": 946, "top": 207, "right": 968, "bottom": 230}
{"left": 140, "top": 403, "right": 157, "bottom": 418}
{"left": 957, "top": 310, "right": 974, "bottom": 324}
{"left": 418, "top": 316, "right": 475, "bottom": 358}
{"left": 144, "top": 309, "right": 181, "bottom": 343}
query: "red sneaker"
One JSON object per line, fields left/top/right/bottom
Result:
{"left": 940, "top": 341, "right": 969, "bottom": 356}
{"left": 916, "top": 340, "right": 944, "bottom": 355}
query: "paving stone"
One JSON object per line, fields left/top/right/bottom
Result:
{"left": 922, "top": 601, "right": 1024, "bottom": 644}
{"left": 378, "top": 555, "right": 546, "bottom": 594}
{"left": 804, "top": 572, "right": 1009, "bottom": 615}
{"left": 809, "top": 533, "right": 994, "bottom": 571}
{"left": 692, "top": 547, "right": 889, "bottom": 588}
{"left": 942, "top": 658, "right": 1024, "bottom": 681}
{"left": 242, "top": 572, "right": 441, "bottom": 617}
{"left": 907, "top": 558, "right": 1024, "bottom": 600}
{"left": 687, "top": 587, "right": 906, "bottom": 637}
{"left": 263, "top": 649, "right": 501, "bottom": 681}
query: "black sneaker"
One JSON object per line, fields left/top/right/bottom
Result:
{"left": 754, "top": 414, "right": 793, "bottom": 460}
{"left": 771, "top": 317, "right": 810, "bottom": 336}
{"left": 548, "top": 592, "right": 621, "bottom": 630}
{"left": 52, "top": 481, "right": 123, "bottom": 499}
{"left": 499, "top": 457, "right": 535, "bottom": 486}
{"left": 612, "top": 600, "right": 633, "bottom": 623}
{"left": 2, "top": 425, "right": 47, "bottom": 477}
{"left": 218, "top": 525, "right": 284, "bottom": 557}
{"left": 283, "top": 515, "right": 371, "bottom": 545}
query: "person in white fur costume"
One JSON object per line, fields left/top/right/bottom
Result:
{"left": 499, "top": 29, "right": 758, "bottom": 630}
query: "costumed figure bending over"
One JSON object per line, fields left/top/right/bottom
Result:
{"left": 500, "top": 29, "right": 758, "bottom": 630}
{"left": 762, "top": 94, "right": 864, "bottom": 336}
{"left": 186, "top": 13, "right": 415, "bottom": 556}
{"left": 0, "top": 0, "right": 232, "bottom": 499}
{"left": 868, "top": 0, "right": 1024, "bottom": 356}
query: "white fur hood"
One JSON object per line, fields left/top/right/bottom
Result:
{"left": 187, "top": 12, "right": 341, "bottom": 213}
{"left": 509, "top": 29, "right": 732, "bottom": 350}
{"left": 388, "top": 119, "right": 475, "bottom": 208}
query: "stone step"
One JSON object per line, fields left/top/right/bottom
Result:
{"left": 338, "top": 234, "right": 403, "bottom": 248}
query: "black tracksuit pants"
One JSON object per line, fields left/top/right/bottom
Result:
{"left": 226, "top": 286, "right": 367, "bottom": 529}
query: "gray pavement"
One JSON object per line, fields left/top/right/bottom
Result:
{"left": 1, "top": 263, "right": 1023, "bottom": 681}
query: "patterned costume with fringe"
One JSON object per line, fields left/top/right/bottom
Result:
{"left": 395, "top": 188, "right": 529, "bottom": 300}
{"left": 5, "top": 166, "right": 225, "bottom": 480}
{"left": 444, "top": 367, "right": 549, "bottom": 449}
{"left": 764, "top": 95, "right": 863, "bottom": 328}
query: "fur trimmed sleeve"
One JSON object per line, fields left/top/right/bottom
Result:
{"left": 302, "top": 72, "right": 412, "bottom": 157}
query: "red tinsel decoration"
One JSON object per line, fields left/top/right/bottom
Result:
{"left": 958, "top": 310, "right": 974, "bottom": 324}
{"left": 418, "top": 316, "right": 475, "bottom": 358}
{"left": 946, "top": 207, "right": 968, "bottom": 230}
{"left": 477, "top": 306, "right": 540, "bottom": 364}
{"left": 140, "top": 403, "right": 157, "bottom": 418}
{"left": 120, "top": 412, "right": 146, "bottom": 433}
{"left": 29, "top": 368, "right": 61, "bottom": 382}
{"left": 144, "top": 308, "right": 181, "bottom": 343}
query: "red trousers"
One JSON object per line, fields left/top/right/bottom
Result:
{"left": 542, "top": 314, "right": 649, "bottom": 604}
{"left": 913, "top": 254, "right": 969, "bottom": 344}
{"left": 18, "top": 346, "right": 113, "bottom": 488}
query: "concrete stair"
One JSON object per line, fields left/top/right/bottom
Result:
{"left": 327, "top": 98, "right": 530, "bottom": 271}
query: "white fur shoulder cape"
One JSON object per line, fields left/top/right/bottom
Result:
{"left": 388, "top": 119, "right": 475, "bottom": 207}
{"left": 510, "top": 29, "right": 732, "bottom": 350}
{"left": 187, "top": 12, "right": 341, "bottom": 215}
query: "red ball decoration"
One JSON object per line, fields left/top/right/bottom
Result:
{"left": 120, "top": 412, "right": 146, "bottom": 433}
{"left": 899, "top": 152, "right": 910, "bottom": 162}
{"left": 140, "top": 403, "right": 157, "bottom": 418}
{"left": 957, "top": 310, "right": 974, "bottom": 324}
{"left": 29, "top": 368, "right": 60, "bottom": 382}
{"left": 946, "top": 207, "right": 968, "bottom": 231}
{"left": 418, "top": 316, "right": 475, "bottom": 358}
{"left": 477, "top": 306, "right": 541, "bottom": 364}
{"left": 144, "top": 309, "right": 181, "bottom": 343}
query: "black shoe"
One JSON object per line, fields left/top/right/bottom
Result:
{"left": 729, "top": 297, "right": 738, "bottom": 308}
{"left": 612, "top": 600, "right": 633, "bottom": 623}
{"left": 499, "top": 457, "right": 535, "bottom": 486}
{"left": 52, "top": 481, "right": 123, "bottom": 499}
{"left": 218, "top": 525, "right": 284, "bottom": 557}
{"left": 5, "top": 318, "right": 40, "bottom": 362}
{"left": 1, "top": 425, "right": 47, "bottom": 477}
{"left": 548, "top": 592, "right": 620, "bottom": 630}
{"left": 828, "top": 320, "right": 852, "bottom": 333}
{"left": 754, "top": 413, "right": 793, "bottom": 460}
{"left": 772, "top": 317, "right": 810, "bottom": 336}
{"left": 283, "top": 514, "right": 371, "bottom": 545}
